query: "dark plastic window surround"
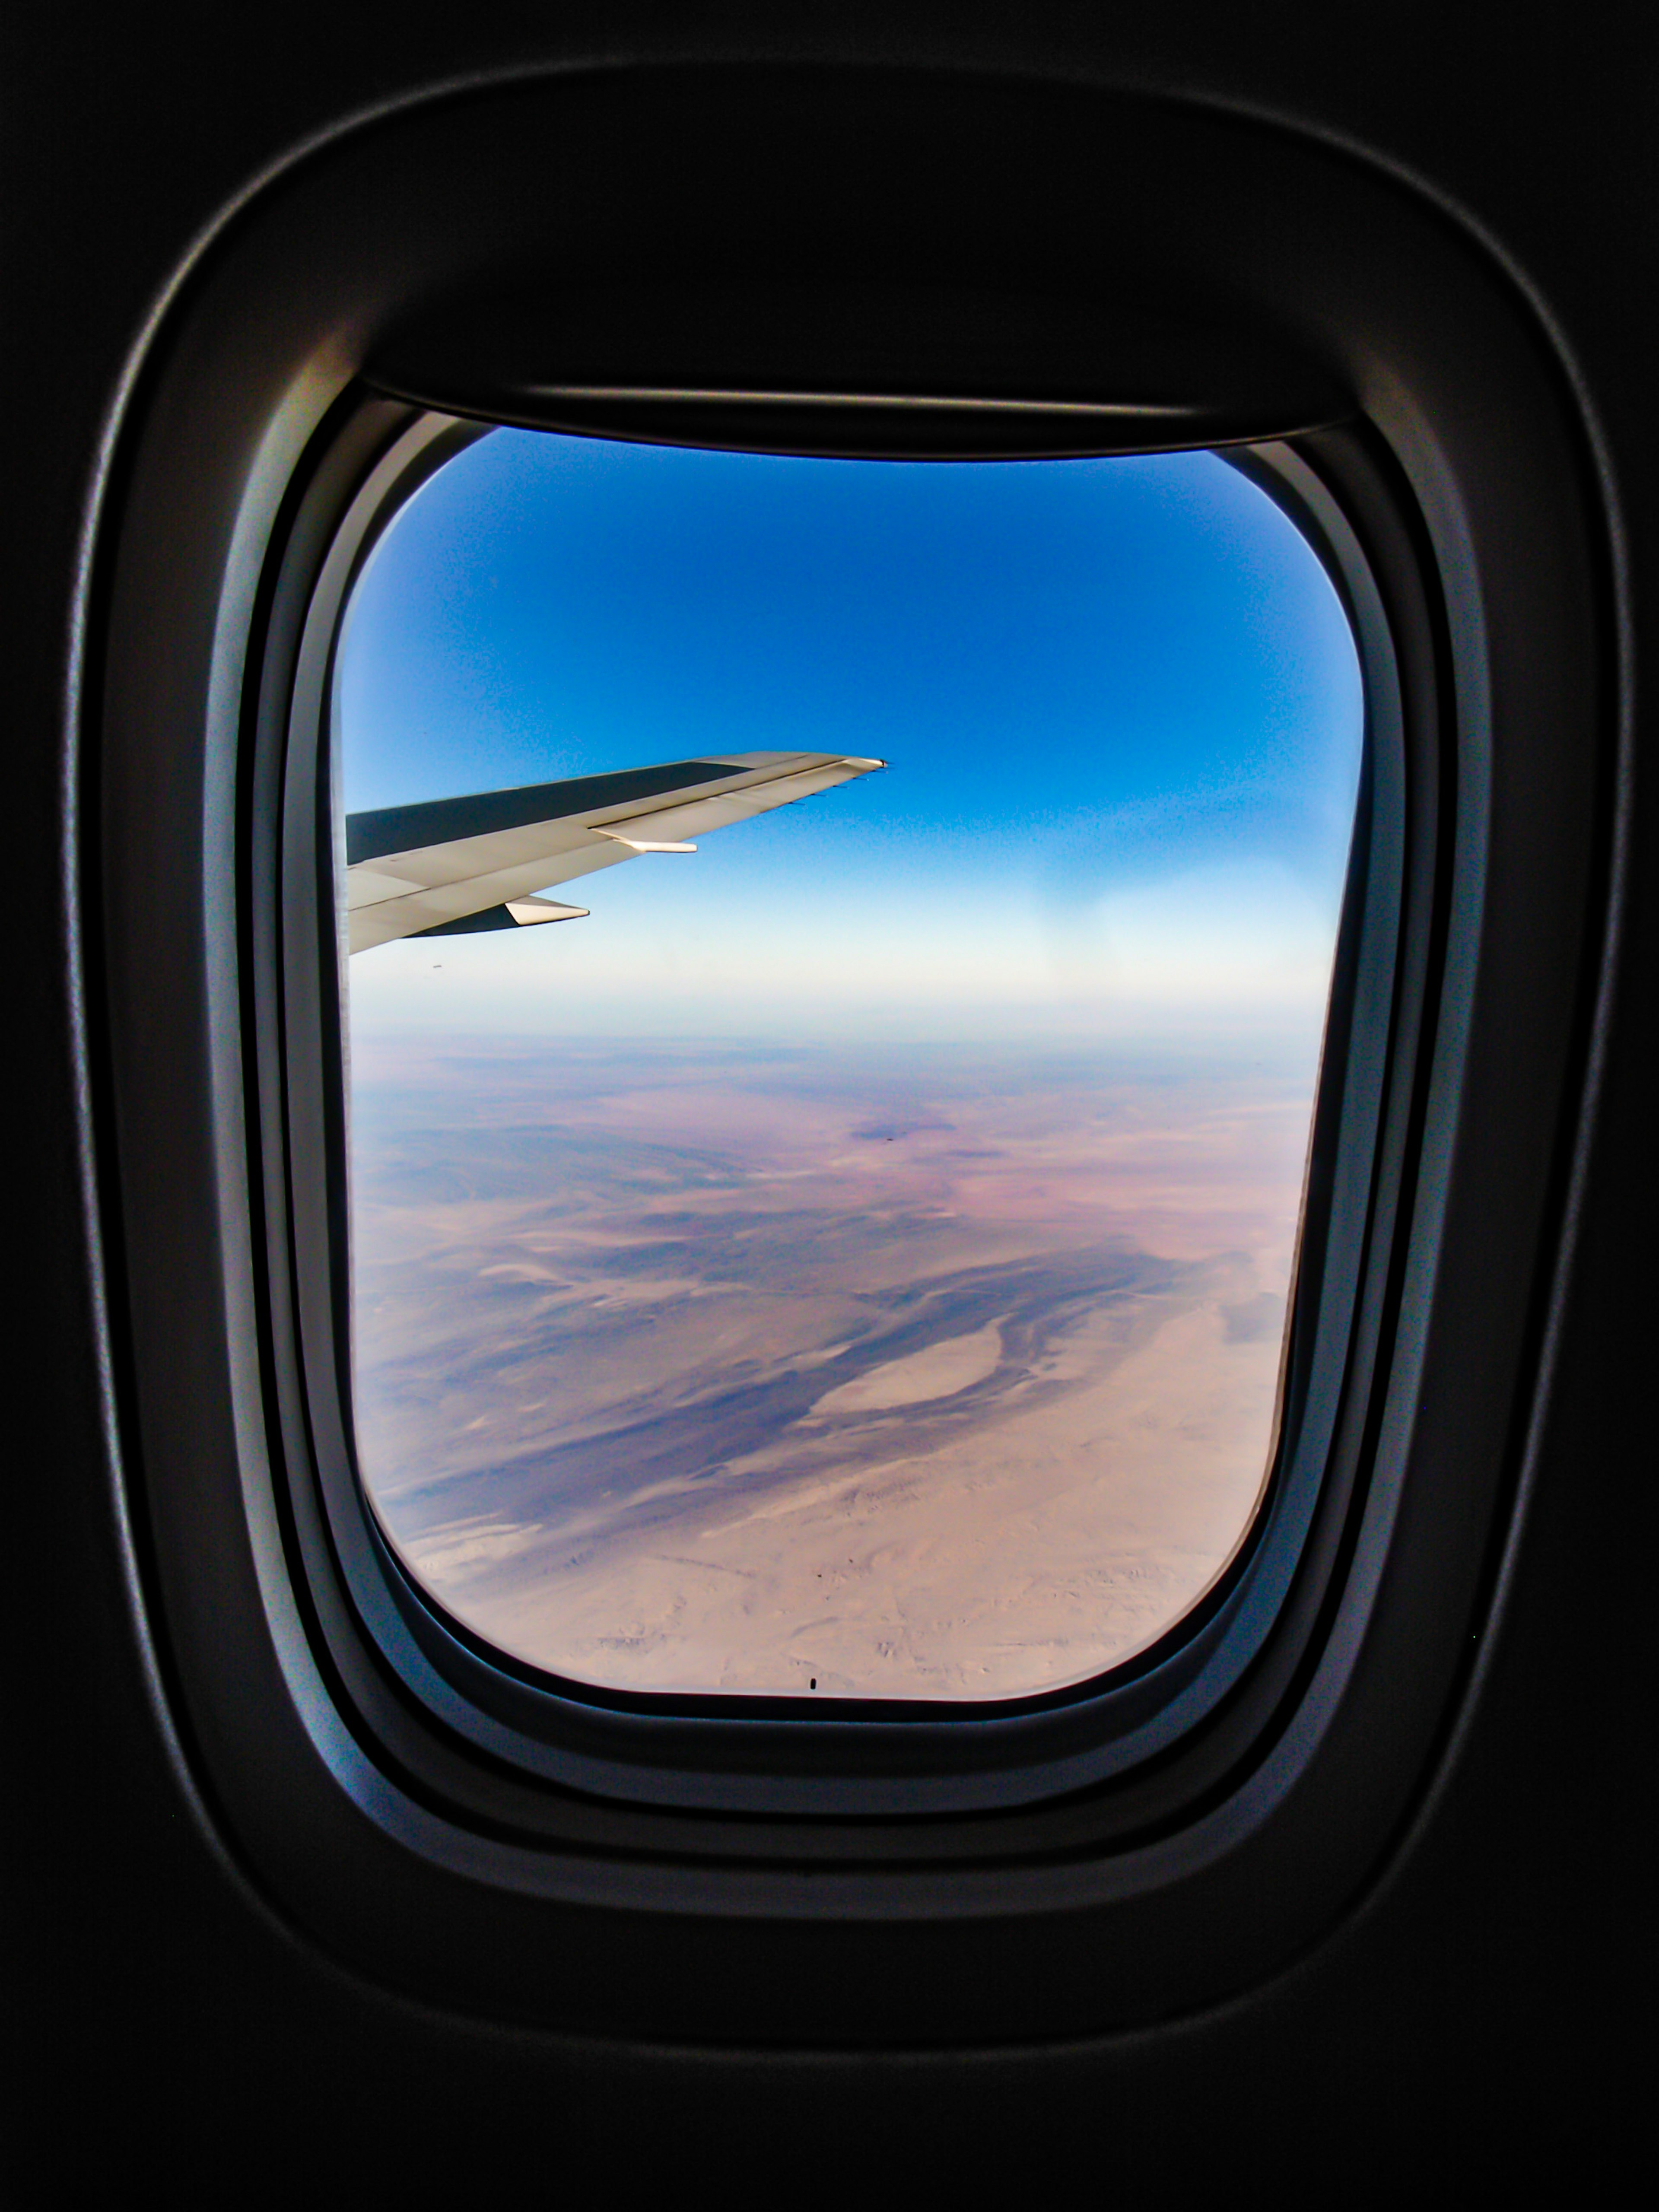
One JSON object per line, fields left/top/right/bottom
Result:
{"left": 92, "top": 69, "right": 1606, "bottom": 2043}
{"left": 271, "top": 406, "right": 1398, "bottom": 1825}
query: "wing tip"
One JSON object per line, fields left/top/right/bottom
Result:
{"left": 706, "top": 750, "right": 888, "bottom": 774}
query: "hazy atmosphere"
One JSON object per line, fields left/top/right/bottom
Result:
{"left": 341, "top": 430, "right": 1361, "bottom": 1698}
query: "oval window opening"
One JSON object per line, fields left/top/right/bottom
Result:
{"left": 337, "top": 429, "right": 1363, "bottom": 1703}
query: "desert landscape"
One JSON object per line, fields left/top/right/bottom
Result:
{"left": 348, "top": 1033, "right": 1313, "bottom": 1699}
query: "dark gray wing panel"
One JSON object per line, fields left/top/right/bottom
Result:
{"left": 346, "top": 760, "right": 736, "bottom": 865}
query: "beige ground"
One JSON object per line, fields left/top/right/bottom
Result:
{"left": 419, "top": 1299, "right": 1281, "bottom": 1696}
{"left": 351, "top": 1039, "right": 1311, "bottom": 1699}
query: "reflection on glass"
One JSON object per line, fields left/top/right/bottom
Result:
{"left": 339, "top": 431, "right": 1362, "bottom": 1700}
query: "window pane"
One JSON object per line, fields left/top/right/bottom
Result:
{"left": 339, "top": 431, "right": 1363, "bottom": 1701}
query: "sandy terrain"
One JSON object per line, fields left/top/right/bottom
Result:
{"left": 349, "top": 1036, "right": 1312, "bottom": 1698}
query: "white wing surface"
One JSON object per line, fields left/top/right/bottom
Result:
{"left": 343, "top": 750, "right": 883, "bottom": 955}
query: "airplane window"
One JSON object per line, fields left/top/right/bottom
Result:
{"left": 337, "top": 429, "right": 1363, "bottom": 1703}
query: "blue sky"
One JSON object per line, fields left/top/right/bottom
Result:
{"left": 339, "top": 430, "right": 1362, "bottom": 1045}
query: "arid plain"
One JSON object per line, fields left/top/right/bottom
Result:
{"left": 349, "top": 1035, "right": 1314, "bottom": 1699}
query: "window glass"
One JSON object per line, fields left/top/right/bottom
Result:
{"left": 339, "top": 430, "right": 1362, "bottom": 1700}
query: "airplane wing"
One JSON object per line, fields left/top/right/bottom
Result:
{"left": 343, "top": 750, "right": 884, "bottom": 954}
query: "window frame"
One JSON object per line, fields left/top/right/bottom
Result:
{"left": 261, "top": 404, "right": 1414, "bottom": 1822}
{"left": 89, "top": 64, "right": 1608, "bottom": 2042}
